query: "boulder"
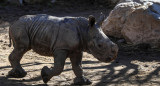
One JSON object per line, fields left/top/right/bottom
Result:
{"left": 102, "top": 0, "right": 160, "bottom": 48}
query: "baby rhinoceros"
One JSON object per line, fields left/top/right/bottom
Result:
{"left": 8, "top": 14, "right": 118, "bottom": 85}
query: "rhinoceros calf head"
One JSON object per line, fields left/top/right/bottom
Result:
{"left": 87, "top": 14, "right": 118, "bottom": 63}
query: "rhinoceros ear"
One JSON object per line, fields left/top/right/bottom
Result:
{"left": 97, "top": 12, "right": 105, "bottom": 26}
{"left": 88, "top": 15, "right": 95, "bottom": 27}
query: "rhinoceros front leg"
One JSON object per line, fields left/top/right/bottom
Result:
{"left": 70, "top": 52, "right": 92, "bottom": 85}
{"left": 41, "top": 49, "right": 68, "bottom": 83}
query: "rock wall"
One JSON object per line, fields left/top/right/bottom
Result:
{"left": 102, "top": 0, "right": 160, "bottom": 48}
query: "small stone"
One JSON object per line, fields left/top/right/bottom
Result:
{"left": 144, "top": 65, "right": 148, "bottom": 67}
{"left": 152, "top": 65, "right": 156, "bottom": 68}
{"left": 0, "top": 40, "right": 3, "bottom": 42}
{"left": 2, "top": 47, "right": 6, "bottom": 50}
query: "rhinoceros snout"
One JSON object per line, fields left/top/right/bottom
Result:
{"left": 105, "top": 54, "right": 118, "bottom": 63}
{"left": 109, "top": 43, "right": 118, "bottom": 61}
{"left": 111, "top": 43, "right": 118, "bottom": 55}
{"left": 104, "top": 43, "right": 118, "bottom": 62}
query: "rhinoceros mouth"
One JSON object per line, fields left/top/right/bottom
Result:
{"left": 96, "top": 54, "right": 117, "bottom": 63}
{"left": 87, "top": 41, "right": 118, "bottom": 63}
{"left": 88, "top": 45, "right": 117, "bottom": 63}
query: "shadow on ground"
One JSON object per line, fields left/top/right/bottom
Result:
{"left": 0, "top": 49, "right": 160, "bottom": 86}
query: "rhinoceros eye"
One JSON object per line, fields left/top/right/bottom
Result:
{"left": 93, "top": 36, "right": 96, "bottom": 39}
{"left": 98, "top": 44, "right": 102, "bottom": 48}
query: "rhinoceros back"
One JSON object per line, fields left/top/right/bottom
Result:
{"left": 12, "top": 14, "right": 88, "bottom": 56}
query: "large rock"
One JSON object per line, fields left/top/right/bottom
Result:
{"left": 102, "top": 0, "right": 160, "bottom": 48}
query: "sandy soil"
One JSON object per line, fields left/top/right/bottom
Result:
{"left": 0, "top": 4, "right": 160, "bottom": 86}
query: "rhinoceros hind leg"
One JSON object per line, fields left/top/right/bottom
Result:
{"left": 8, "top": 48, "right": 28, "bottom": 78}
{"left": 8, "top": 26, "right": 30, "bottom": 78}
{"left": 8, "top": 67, "right": 27, "bottom": 78}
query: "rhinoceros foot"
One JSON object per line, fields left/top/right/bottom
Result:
{"left": 73, "top": 76, "right": 92, "bottom": 85}
{"left": 41, "top": 66, "right": 51, "bottom": 83}
{"left": 8, "top": 68, "right": 27, "bottom": 78}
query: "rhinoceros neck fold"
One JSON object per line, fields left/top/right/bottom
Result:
{"left": 76, "top": 18, "right": 89, "bottom": 51}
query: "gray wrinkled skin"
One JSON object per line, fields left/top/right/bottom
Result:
{"left": 8, "top": 14, "right": 118, "bottom": 85}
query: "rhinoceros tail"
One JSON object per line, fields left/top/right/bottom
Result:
{"left": 8, "top": 29, "right": 12, "bottom": 47}
{"left": 8, "top": 35, "right": 12, "bottom": 47}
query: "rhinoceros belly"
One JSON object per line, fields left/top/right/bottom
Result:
{"left": 32, "top": 47, "right": 53, "bottom": 56}
{"left": 31, "top": 41, "right": 53, "bottom": 56}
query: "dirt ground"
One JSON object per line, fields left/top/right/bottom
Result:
{"left": 0, "top": 4, "right": 160, "bottom": 86}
